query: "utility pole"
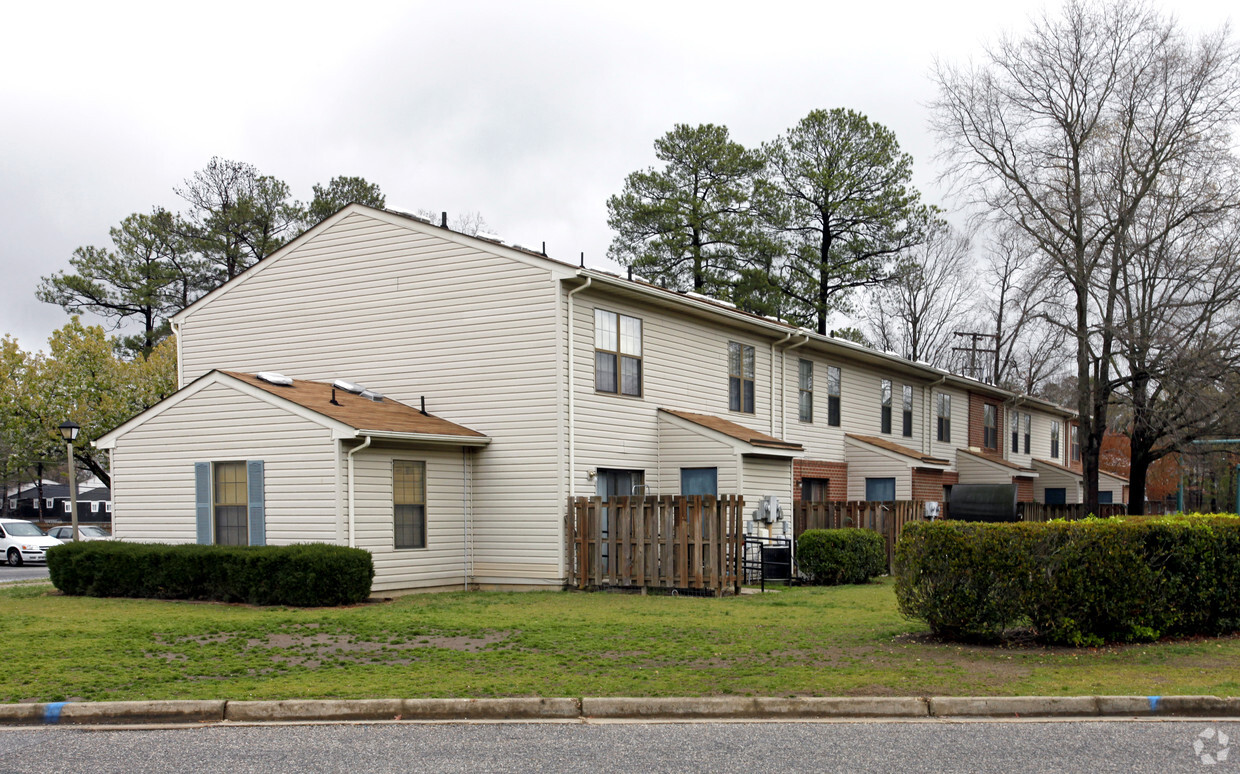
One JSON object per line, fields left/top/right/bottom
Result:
{"left": 951, "top": 331, "right": 998, "bottom": 383}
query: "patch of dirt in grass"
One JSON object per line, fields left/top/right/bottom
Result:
{"left": 149, "top": 627, "right": 515, "bottom": 669}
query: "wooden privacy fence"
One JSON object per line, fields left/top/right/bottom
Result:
{"left": 1018, "top": 503, "right": 1128, "bottom": 521}
{"left": 792, "top": 500, "right": 928, "bottom": 572}
{"left": 565, "top": 495, "right": 744, "bottom": 595}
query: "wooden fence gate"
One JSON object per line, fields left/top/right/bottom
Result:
{"left": 565, "top": 495, "right": 745, "bottom": 595}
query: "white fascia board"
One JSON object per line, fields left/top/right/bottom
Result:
{"left": 338, "top": 430, "right": 491, "bottom": 447}
{"left": 844, "top": 436, "right": 947, "bottom": 470}
{"left": 959, "top": 450, "right": 1039, "bottom": 478}
{"left": 1031, "top": 459, "right": 1082, "bottom": 479}
{"left": 94, "top": 371, "right": 352, "bottom": 449}
{"left": 1100, "top": 469, "right": 1129, "bottom": 485}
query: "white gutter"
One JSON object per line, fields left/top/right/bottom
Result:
{"left": 334, "top": 439, "right": 345, "bottom": 545}
{"left": 346, "top": 435, "right": 372, "bottom": 548}
{"left": 352, "top": 430, "right": 490, "bottom": 447}
{"left": 566, "top": 276, "right": 593, "bottom": 497}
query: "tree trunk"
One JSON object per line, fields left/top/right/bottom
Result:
{"left": 77, "top": 452, "right": 110, "bottom": 490}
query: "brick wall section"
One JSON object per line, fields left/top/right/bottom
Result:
{"left": 793, "top": 460, "right": 848, "bottom": 501}
{"left": 1015, "top": 476, "right": 1035, "bottom": 503}
{"left": 968, "top": 392, "right": 1004, "bottom": 457}
{"left": 911, "top": 468, "right": 945, "bottom": 501}
{"left": 943, "top": 472, "right": 959, "bottom": 486}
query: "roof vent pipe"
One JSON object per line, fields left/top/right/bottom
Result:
{"left": 580, "top": 251, "right": 584, "bottom": 268}
{"left": 420, "top": 396, "right": 427, "bottom": 415}
{"left": 330, "top": 388, "right": 340, "bottom": 406}
{"left": 440, "top": 212, "right": 448, "bottom": 228}
{"left": 541, "top": 241, "right": 546, "bottom": 255}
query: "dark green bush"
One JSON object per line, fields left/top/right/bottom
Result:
{"left": 47, "top": 541, "right": 374, "bottom": 607}
{"left": 797, "top": 529, "right": 886, "bottom": 585}
{"left": 894, "top": 515, "right": 1240, "bottom": 646}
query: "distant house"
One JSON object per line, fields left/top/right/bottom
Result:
{"left": 7, "top": 481, "right": 112, "bottom": 523}
{"left": 97, "top": 204, "right": 1124, "bottom": 592}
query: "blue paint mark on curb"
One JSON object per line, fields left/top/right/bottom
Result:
{"left": 42, "top": 702, "right": 66, "bottom": 724}
{"left": 1149, "top": 696, "right": 1161, "bottom": 713}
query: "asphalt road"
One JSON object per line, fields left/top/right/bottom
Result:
{"left": 0, "top": 564, "right": 49, "bottom": 582}
{"left": 0, "top": 720, "right": 1233, "bottom": 773}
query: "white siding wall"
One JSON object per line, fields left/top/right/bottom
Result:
{"left": 111, "top": 383, "right": 336, "bottom": 544}
{"left": 176, "top": 212, "right": 564, "bottom": 584}
{"left": 844, "top": 443, "right": 912, "bottom": 500}
{"left": 349, "top": 444, "right": 468, "bottom": 592}
{"left": 655, "top": 418, "right": 740, "bottom": 495}
{"left": 956, "top": 453, "right": 1017, "bottom": 486}
{"left": 782, "top": 356, "right": 927, "bottom": 464}
{"left": 1100, "top": 472, "right": 1127, "bottom": 503}
{"left": 1033, "top": 465, "right": 1082, "bottom": 504}
{"left": 741, "top": 456, "right": 794, "bottom": 510}
{"left": 569, "top": 289, "right": 774, "bottom": 498}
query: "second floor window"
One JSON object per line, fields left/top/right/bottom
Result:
{"left": 729, "top": 342, "right": 754, "bottom": 413}
{"left": 595, "top": 309, "right": 642, "bottom": 397}
{"left": 1051, "top": 421, "right": 1061, "bottom": 459}
{"left": 983, "top": 403, "right": 997, "bottom": 449}
{"left": 880, "top": 379, "right": 893, "bottom": 434}
{"left": 1071, "top": 424, "right": 1080, "bottom": 462}
{"left": 1023, "top": 413, "right": 1031, "bottom": 455}
{"left": 798, "top": 359, "right": 813, "bottom": 422}
{"left": 901, "top": 384, "right": 913, "bottom": 437}
{"left": 827, "top": 366, "right": 841, "bottom": 426}
{"left": 936, "top": 393, "right": 951, "bottom": 443}
{"left": 1010, "top": 411, "right": 1020, "bottom": 453}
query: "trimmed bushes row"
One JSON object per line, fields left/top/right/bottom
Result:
{"left": 47, "top": 541, "right": 375, "bottom": 607}
{"left": 894, "top": 516, "right": 1240, "bottom": 646}
{"left": 797, "top": 528, "right": 886, "bottom": 585}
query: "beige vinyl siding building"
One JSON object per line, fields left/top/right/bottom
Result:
{"left": 172, "top": 209, "right": 571, "bottom": 586}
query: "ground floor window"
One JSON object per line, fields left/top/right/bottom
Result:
{"left": 865, "top": 477, "right": 896, "bottom": 502}
{"left": 680, "top": 467, "right": 718, "bottom": 497}
{"left": 1044, "top": 488, "right": 1067, "bottom": 505}
{"left": 394, "top": 460, "right": 427, "bottom": 549}
{"left": 1097, "top": 491, "right": 1113, "bottom": 505}
{"left": 213, "top": 461, "right": 248, "bottom": 546}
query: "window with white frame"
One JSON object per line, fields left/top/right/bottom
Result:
{"left": 1010, "top": 411, "right": 1020, "bottom": 453}
{"left": 798, "top": 359, "right": 813, "bottom": 422}
{"left": 729, "top": 342, "right": 755, "bottom": 413}
{"left": 1051, "top": 421, "right": 1061, "bottom": 459}
{"left": 393, "top": 460, "right": 427, "bottom": 549}
{"left": 901, "top": 385, "right": 913, "bottom": 437}
{"left": 1023, "top": 414, "right": 1031, "bottom": 455}
{"left": 1070, "top": 424, "right": 1080, "bottom": 462}
{"left": 936, "top": 393, "right": 951, "bottom": 443}
{"left": 826, "top": 366, "right": 841, "bottom": 426}
{"left": 983, "top": 404, "right": 998, "bottom": 449}
{"left": 880, "top": 379, "right": 892, "bottom": 434}
{"left": 594, "top": 309, "right": 642, "bottom": 397}
{"left": 213, "top": 461, "right": 248, "bottom": 546}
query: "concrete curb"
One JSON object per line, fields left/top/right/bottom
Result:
{"left": 5, "top": 695, "right": 1240, "bottom": 726}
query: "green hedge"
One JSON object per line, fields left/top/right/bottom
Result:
{"left": 797, "top": 529, "right": 886, "bottom": 585}
{"left": 894, "top": 515, "right": 1240, "bottom": 646}
{"left": 47, "top": 541, "right": 375, "bottom": 607}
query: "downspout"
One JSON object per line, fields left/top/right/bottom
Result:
{"left": 770, "top": 332, "right": 794, "bottom": 436}
{"left": 463, "top": 447, "right": 471, "bottom": 590}
{"left": 334, "top": 440, "right": 345, "bottom": 545}
{"left": 923, "top": 375, "right": 947, "bottom": 454}
{"left": 566, "top": 277, "right": 593, "bottom": 498}
{"left": 781, "top": 334, "right": 810, "bottom": 438}
{"left": 346, "top": 435, "right": 372, "bottom": 548}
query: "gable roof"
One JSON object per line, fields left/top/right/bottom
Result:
{"left": 959, "top": 447, "right": 1036, "bottom": 475}
{"left": 659, "top": 409, "right": 803, "bottom": 451}
{"left": 96, "top": 370, "right": 488, "bottom": 449}
{"left": 845, "top": 434, "right": 951, "bottom": 466}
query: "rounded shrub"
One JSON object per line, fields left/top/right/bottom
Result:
{"left": 48, "top": 541, "right": 374, "bottom": 606}
{"left": 797, "top": 528, "right": 886, "bottom": 585}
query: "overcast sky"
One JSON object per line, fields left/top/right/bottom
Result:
{"left": 1, "top": 0, "right": 1233, "bottom": 350}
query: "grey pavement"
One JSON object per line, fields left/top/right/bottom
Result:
{"left": 0, "top": 565, "right": 49, "bottom": 583}
{"left": 1, "top": 719, "right": 1235, "bottom": 773}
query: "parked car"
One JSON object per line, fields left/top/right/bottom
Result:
{"left": 45, "top": 525, "right": 112, "bottom": 542}
{"left": 0, "top": 519, "right": 63, "bottom": 566}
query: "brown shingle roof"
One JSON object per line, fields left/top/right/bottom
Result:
{"left": 660, "top": 409, "right": 803, "bottom": 450}
{"left": 225, "top": 371, "right": 486, "bottom": 439}
{"left": 845, "top": 434, "right": 950, "bottom": 465}
{"left": 959, "top": 447, "right": 1034, "bottom": 473}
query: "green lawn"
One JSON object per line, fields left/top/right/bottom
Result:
{"left": 3, "top": 579, "right": 1239, "bottom": 703}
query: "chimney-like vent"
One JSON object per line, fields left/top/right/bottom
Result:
{"left": 359, "top": 389, "right": 384, "bottom": 402}
{"left": 256, "top": 371, "right": 293, "bottom": 386}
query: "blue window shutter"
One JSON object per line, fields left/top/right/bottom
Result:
{"left": 247, "top": 460, "right": 266, "bottom": 546}
{"left": 194, "top": 462, "right": 212, "bottom": 545}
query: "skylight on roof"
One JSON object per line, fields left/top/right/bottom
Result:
{"left": 256, "top": 372, "right": 293, "bottom": 386}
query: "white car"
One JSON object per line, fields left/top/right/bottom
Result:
{"left": 0, "top": 519, "right": 63, "bottom": 566}
{"left": 46, "top": 525, "right": 113, "bottom": 542}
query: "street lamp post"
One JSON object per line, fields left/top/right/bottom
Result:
{"left": 58, "top": 421, "right": 80, "bottom": 542}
